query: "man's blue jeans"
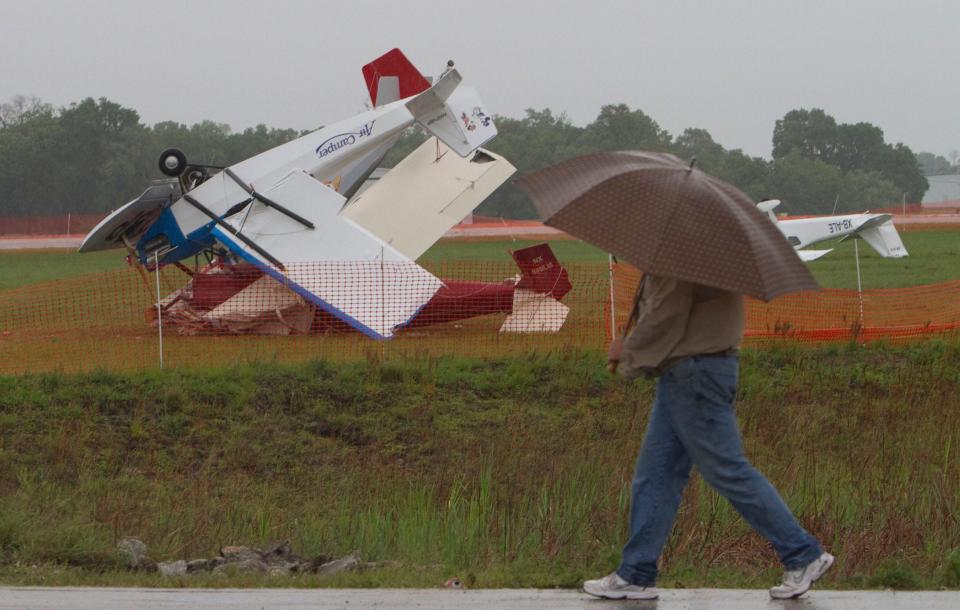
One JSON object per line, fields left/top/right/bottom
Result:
{"left": 616, "top": 354, "right": 822, "bottom": 586}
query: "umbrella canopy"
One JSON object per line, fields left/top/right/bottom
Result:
{"left": 516, "top": 151, "right": 818, "bottom": 301}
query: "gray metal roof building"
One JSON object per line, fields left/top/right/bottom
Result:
{"left": 923, "top": 174, "right": 960, "bottom": 205}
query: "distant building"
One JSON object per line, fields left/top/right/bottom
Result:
{"left": 923, "top": 174, "right": 960, "bottom": 205}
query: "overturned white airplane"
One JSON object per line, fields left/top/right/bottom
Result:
{"left": 758, "top": 200, "right": 909, "bottom": 262}
{"left": 79, "top": 49, "right": 572, "bottom": 339}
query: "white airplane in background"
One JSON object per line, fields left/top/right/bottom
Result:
{"left": 79, "top": 49, "right": 527, "bottom": 340}
{"left": 758, "top": 200, "right": 909, "bottom": 262}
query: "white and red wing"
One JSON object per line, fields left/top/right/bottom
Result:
{"left": 344, "top": 139, "right": 515, "bottom": 260}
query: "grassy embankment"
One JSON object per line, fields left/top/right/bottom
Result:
{"left": 0, "top": 342, "right": 958, "bottom": 588}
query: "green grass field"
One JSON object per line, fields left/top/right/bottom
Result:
{"left": 0, "top": 344, "right": 958, "bottom": 588}
{"left": 1, "top": 229, "right": 957, "bottom": 292}
{"left": 0, "top": 249, "right": 127, "bottom": 291}
{"left": 802, "top": 229, "right": 960, "bottom": 289}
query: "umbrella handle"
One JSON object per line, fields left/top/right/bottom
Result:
{"left": 607, "top": 276, "right": 646, "bottom": 375}
{"left": 620, "top": 275, "right": 647, "bottom": 339}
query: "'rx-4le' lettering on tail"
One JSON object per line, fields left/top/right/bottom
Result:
{"left": 827, "top": 219, "right": 853, "bottom": 234}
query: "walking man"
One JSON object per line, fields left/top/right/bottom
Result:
{"left": 584, "top": 274, "right": 833, "bottom": 601}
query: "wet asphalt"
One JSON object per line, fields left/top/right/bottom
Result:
{"left": 0, "top": 587, "right": 957, "bottom": 609}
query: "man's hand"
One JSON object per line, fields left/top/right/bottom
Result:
{"left": 607, "top": 337, "right": 623, "bottom": 373}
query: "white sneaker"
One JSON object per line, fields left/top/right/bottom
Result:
{"left": 769, "top": 552, "right": 835, "bottom": 599}
{"left": 583, "top": 572, "right": 659, "bottom": 600}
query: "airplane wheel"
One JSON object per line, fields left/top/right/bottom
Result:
{"left": 158, "top": 148, "right": 188, "bottom": 177}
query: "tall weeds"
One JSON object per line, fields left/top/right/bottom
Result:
{"left": 0, "top": 342, "right": 957, "bottom": 587}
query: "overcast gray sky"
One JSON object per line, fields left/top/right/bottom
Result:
{"left": 1, "top": 0, "right": 956, "bottom": 159}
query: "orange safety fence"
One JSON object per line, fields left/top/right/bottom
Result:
{"left": 1, "top": 261, "right": 958, "bottom": 375}
{"left": 0, "top": 213, "right": 107, "bottom": 236}
{"left": 608, "top": 264, "right": 960, "bottom": 345}
{"left": 874, "top": 200, "right": 960, "bottom": 215}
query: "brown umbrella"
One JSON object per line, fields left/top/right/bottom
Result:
{"left": 516, "top": 150, "right": 818, "bottom": 301}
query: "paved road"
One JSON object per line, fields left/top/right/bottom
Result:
{"left": 0, "top": 588, "right": 956, "bottom": 609}
{"left": 0, "top": 236, "right": 82, "bottom": 250}
{"left": 444, "top": 225, "right": 565, "bottom": 239}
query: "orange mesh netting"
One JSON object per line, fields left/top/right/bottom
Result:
{"left": 607, "top": 264, "right": 960, "bottom": 344}
{"left": 1, "top": 261, "right": 957, "bottom": 375}
{"left": 0, "top": 213, "right": 107, "bottom": 236}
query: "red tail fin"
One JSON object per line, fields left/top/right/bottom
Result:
{"left": 511, "top": 244, "right": 572, "bottom": 301}
{"left": 362, "top": 48, "right": 431, "bottom": 107}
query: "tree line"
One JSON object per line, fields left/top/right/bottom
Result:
{"left": 0, "top": 96, "right": 300, "bottom": 218}
{"left": 0, "top": 95, "right": 931, "bottom": 219}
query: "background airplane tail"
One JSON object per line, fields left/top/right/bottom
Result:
{"left": 511, "top": 243, "right": 572, "bottom": 301}
{"left": 500, "top": 244, "right": 572, "bottom": 333}
{"left": 757, "top": 199, "right": 781, "bottom": 223}
{"left": 362, "top": 48, "right": 431, "bottom": 107}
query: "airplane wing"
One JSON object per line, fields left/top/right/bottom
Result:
{"left": 854, "top": 213, "right": 892, "bottom": 231}
{"left": 212, "top": 169, "right": 443, "bottom": 339}
{"left": 796, "top": 249, "right": 833, "bottom": 262}
{"left": 343, "top": 138, "right": 515, "bottom": 260}
{"left": 837, "top": 213, "right": 892, "bottom": 237}
{"left": 857, "top": 221, "right": 908, "bottom": 258}
{"left": 837, "top": 214, "right": 908, "bottom": 258}
{"left": 78, "top": 183, "right": 177, "bottom": 252}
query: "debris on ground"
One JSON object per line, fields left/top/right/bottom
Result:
{"left": 117, "top": 538, "right": 373, "bottom": 577}
{"left": 116, "top": 537, "right": 156, "bottom": 572}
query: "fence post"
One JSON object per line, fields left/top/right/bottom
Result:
{"left": 607, "top": 253, "right": 616, "bottom": 339}
{"left": 155, "top": 251, "right": 164, "bottom": 369}
{"left": 855, "top": 239, "right": 864, "bottom": 337}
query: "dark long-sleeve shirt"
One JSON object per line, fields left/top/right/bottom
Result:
{"left": 617, "top": 274, "right": 744, "bottom": 380}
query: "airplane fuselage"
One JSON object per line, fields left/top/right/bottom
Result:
{"left": 154, "top": 100, "right": 418, "bottom": 267}
{"left": 778, "top": 214, "right": 887, "bottom": 249}
{"left": 757, "top": 200, "right": 908, "bottom": 261}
